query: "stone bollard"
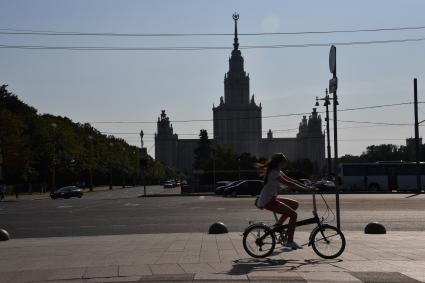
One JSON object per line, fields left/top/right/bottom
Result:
{"left": 208, "top": 222, "right": 228, "bottom": 234}
{"left": 0, "top": 229, "right": 10, "bottom": 241}
{"left": 364, "top": 222, "right": 386, "bottom": 234}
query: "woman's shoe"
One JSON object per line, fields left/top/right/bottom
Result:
{"left": 285, "top": 241, "right": 303, "bottom": 250}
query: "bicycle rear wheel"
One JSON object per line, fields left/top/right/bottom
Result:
{"left": 311, "top": 224, "right": 345, "bottom": 259}
{"left": 243, "top": 224, "right": 276, "bottom": 258}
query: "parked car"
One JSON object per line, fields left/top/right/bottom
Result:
{"left": 50, "top": 186, "right": 83, "bottom": 199}
{"left": 314, "top": 180, "right": 335, "bottom": 192}
{"left": 223, "top": 180, "right": 264, "bottom": 197}
{"left": 216, "top": 181, "right": 231, "bottom": 188}
{"left": 163, "top": 182, "right": 174, "bottom": 188}
{"left": 298, "top": 179, "right": 313, "bottom": 186}
{"left": 215, "top": 180, "right": 242, "bottom": 195}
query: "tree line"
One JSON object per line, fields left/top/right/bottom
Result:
{"left": 340, "top": 143, "right": 421, "bottom": 163}
{"left": 192, "top": 129, "right": 317, "bottom": 185}
{"left": 0, "top": 85, "right": 175, "bottom": 193}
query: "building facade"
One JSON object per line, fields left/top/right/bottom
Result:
{"left": 155, "top": 14, "right": 325, "bottom": 175}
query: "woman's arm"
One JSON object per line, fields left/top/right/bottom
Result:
{"left": 277, "top": 175, "right": 312, "bottom": 192}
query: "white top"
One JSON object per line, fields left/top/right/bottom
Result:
{"left": 257, "top": 169, "right": 288, "bottom": 208}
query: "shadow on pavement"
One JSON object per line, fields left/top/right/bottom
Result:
{"left": 229, "top": 257, "right": 342, "bottom": 274}
{"left": 405, "top": 193, "right": 422, "bottom": 198}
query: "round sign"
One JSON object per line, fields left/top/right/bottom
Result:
{"left": 329, "top": 45, "right": 336, "bottom": 74}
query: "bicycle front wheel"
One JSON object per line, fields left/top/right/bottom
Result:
{"left": 311, "top": 224, "right": 345, "bottom": 259}
{"left": 243, "top": 224, "right": 276, "bottom": 258}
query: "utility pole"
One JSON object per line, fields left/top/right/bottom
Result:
{"left": 88, "top": 135, "right": 94, "bottom": 192}
{"left": 329, "top": 45, "right": 341, "bottom": 230}
{"left": 50, "top": 122, "right": 57, "bottom": 193}
{"left": 0, "top": 138, "right": 3, "bottom": 183}
{"left": 414, "top": 78, "right": 422, "bottom": 193}
{"left": 238, "top": 158, "right": 241, "bottom": 180}
{"left": 316, "top": 89, "right": 332, "bottom": 179}
{"left": 140, "top": 130, "right": 147, "bottom": 196}
{"left": 109, "top": 142, "right": 113, "bottom": 190}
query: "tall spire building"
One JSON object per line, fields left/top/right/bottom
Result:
{"left": 154, "top": 14, "right": 325, "bottom": 175}
{"left": 213, "top": 13, "right": 262, "bottom": 156}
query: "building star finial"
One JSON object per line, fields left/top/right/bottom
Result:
{"left": 232, "top": 13, "right": 239, "bottom": 50}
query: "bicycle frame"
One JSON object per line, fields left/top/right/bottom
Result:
{"left": 245, "top": 192, "right": 325, "bottom": 246}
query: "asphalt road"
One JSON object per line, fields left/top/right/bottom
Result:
{"left": 1, "top": 186, "right": 425, "bottom": 239}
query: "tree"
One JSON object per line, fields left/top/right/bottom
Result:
{"left": 0, "top": 84, "right": 150, "bottom": 191}
{"left": 193, "top": 129, "right": 212, "bottom": 170}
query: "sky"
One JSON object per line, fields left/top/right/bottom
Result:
{"left": 1, "top": 0, "right": 425, "bottom": 158}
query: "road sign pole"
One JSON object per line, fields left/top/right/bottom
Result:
{"left": 414, "top": 78, "right": 422, "bottom": 193}
{"left": 333, "top": 74, "right": 340, "bottom": 230}
{"left": 329, "top": 45, "right": 340, "bottom": 230}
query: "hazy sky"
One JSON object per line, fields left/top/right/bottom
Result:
{"left": 1, "top": 0, "right": 425, "bottom": 158}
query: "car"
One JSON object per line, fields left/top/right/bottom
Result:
{"left": 215, "top": 180, "right": 242, "bottom": 195}
{"left": 50, "top": 186, "right": 83, "bottom": 199}
{"left": 223, "top": 180, "right": 264, "bottom": 197}
{"left": 314, "top": 180, "right": 335, "bottom": 192}
{"left": 163, "top": 182, "right": 174, "bottom": 188}
{"left": 216, "top": 181, "right": 231, "bottom": 187}
{"left": 298, "top": 179, "right": 313, "bottom": 186}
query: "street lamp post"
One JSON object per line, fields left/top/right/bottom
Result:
{"left": 0, "top": 138, "right": 3, "bottom": 184}
{"left": 238, "top": 158, "right": 241, "bottom": 180}
{"left": 88, "top": 135, "right": 94, "bottom": 192}
{"left": 316, "top": 89, "right": 332, "bottom": 179}
{"left": 50, "top": 122, "right": 57, "bottom": 193}
{"left": 133, "top": 150, "right": 137, "bottom": 186}
{"left": 122, "top": 147, "right": 126, "bottom": 188}
{"left": 109, "top": 142, "right": 113, "bottom": 190}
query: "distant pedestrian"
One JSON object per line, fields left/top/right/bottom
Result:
{"left": 0, "top": 182, "right": 5, "bottom": 200}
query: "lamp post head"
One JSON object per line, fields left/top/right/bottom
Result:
{"left": 315, "top": 96, "right": 320, "bottom": 107}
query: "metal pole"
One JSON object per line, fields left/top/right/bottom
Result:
{"left": 109, "top": 142, "right": 113, "bottom": 190}
{"left": 213, "top": 154, "right": 216, "bottom": 190}
{"left": 238, "top": 158, "right": 241, "bottom": 180}
{"left": 333, "top": 73, "right": 341, "bottom": 230}
{"left": 89, "top": 136, "right": 93, "bottom": 192}
{"left": 414, "top": 78, "right": 422, "bottom": 192}
{"left": 143, "top": 174, "right": 146, "bottom": 197}
{"left": 109, "top": 167, "right": 113, "bottom": 190}
{"left": 325, "top": 90, "right": 332, "bottom": 179}
{"left": 0, "top": 138, "right": 3, "bottom": 182}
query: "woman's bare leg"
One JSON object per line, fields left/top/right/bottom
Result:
{"left": 272, "top": 200, "right": 297, "bottom": 242}
{"left": 276, "top": 198, "right": 299, "bottom": 225}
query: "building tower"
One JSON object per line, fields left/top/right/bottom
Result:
{"left": 297, "top": 108, "right": 325, "bottom": 170}
{"left": 213, "top": 13, "right": 262, "bottom": 156}
{"left": 155, "top": 110, "right": 178, "bottom": 167}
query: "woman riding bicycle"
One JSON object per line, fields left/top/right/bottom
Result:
{"left": 256, "top": 153, "right": 313, "bottom": 250}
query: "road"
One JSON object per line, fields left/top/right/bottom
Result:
{"left": 1, "top": 186, "right": 425, "bottom": 238}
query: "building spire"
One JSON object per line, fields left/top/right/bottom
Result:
{"left": 232, "top": 13, "right": 239, "bottom": 50}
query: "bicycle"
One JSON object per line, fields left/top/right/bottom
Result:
{"left": 242, "top": 191, "right": 346, "bottom": 259}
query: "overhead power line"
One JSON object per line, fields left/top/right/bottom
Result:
{"left": 89, "top": 101, "right": 421, "bottom": 124}
{"left": 1, "top": 37, "right": 425, "bottom": 51}
{"left": 1, "top": 25, "right": 425, "bottom": 37}
{"left": 335, "top": 120, "right": 412, "bottom": 126}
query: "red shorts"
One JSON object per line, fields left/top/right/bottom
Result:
{"left": 263, "top": 196, "right": 288, "bottom": 213}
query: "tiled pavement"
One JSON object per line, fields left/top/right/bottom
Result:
{"left": 1, "top": 231, "right": 425, "bottom": 282}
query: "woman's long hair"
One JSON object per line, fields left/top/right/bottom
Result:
{"left": 256, "top": 153, "right": 287, "bottom": 184}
